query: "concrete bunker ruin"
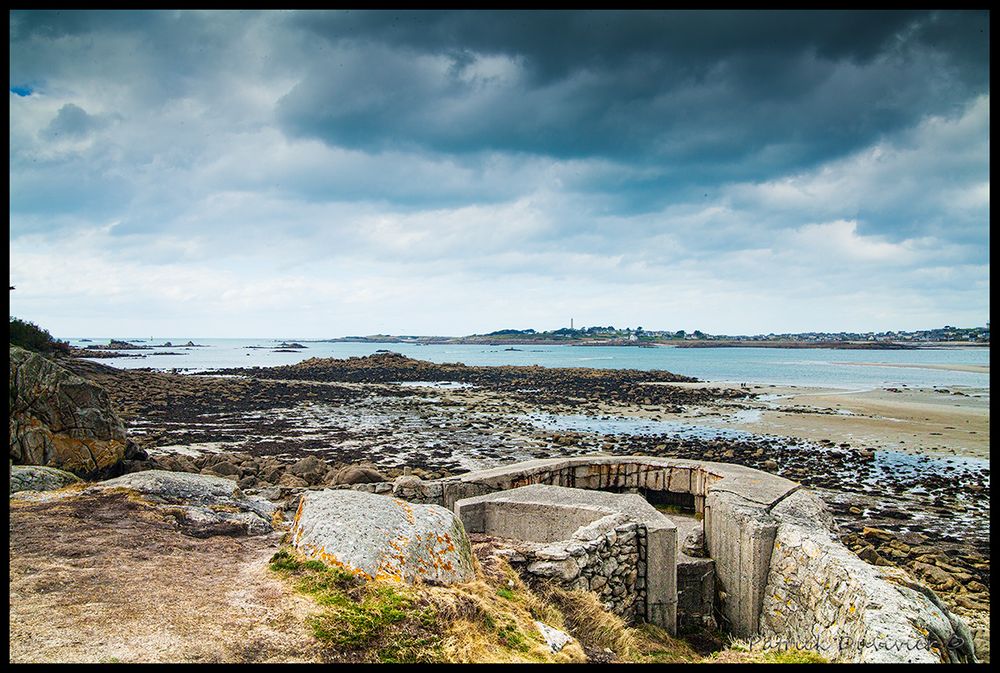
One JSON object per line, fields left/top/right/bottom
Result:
{"left": 442, "top": 455, "right": 788, "bottom": 638}
{"left": 341, "top": 454, "right": 976, "bottom": 662}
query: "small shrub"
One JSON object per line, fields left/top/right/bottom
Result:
{"left": 268, "top": 549, "right": 302, "bottom": 572}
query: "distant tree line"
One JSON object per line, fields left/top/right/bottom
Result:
{"left": 486, "top": 328, "right": 537, "bottom": 336}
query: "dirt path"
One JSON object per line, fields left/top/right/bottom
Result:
{"left": 9, "top": 489, "right": 322, "bottom": 663}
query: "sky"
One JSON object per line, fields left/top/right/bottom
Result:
{"left": 8, "top": 9, "right": 990, "bottom": 338}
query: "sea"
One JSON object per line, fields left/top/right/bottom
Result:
{"left": 65, "top": 338, "right": 990, "bottom": 392}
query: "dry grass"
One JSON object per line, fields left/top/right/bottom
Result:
{"left": 268, "top": 547, "right": 587, "bottom": 663}
{"left": 423, "top": 557, "right": 584, "bottom": 663}
{"left": 538, "top": 584, "right": 700, "bottom": 663}
{"left": 270, "top": 542, "right": 831, "bottom": 664}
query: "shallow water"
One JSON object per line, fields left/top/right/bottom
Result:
{"left": 521, "top": 412, "right": 758, "bottom": 441}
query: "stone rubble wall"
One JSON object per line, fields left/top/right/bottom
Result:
{"left": 759, "top": 490, "right": 977, "bottom": 663}
{"left": 498, "top": 513, "right": 647, "bottom": 622}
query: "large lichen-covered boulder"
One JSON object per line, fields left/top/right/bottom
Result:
{"left": 88, "top": 470, "right": 277, "bottom": 537}
{"left": 9, "top": 345, "right": 127, "bottom": 476}
{"left": 10, "top": 464, "right": 82, "bottom": 495}
{"left": 291, "top": 489, "right": 475, "bottom": 584}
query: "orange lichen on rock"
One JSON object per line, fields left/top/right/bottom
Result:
{"left": 393, "top": 498, "right": 417, "bottom": 525}
{"left": 297, "top": 542, "right": 371, "bottom": 579}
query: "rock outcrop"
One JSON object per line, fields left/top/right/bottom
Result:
{"left": 9, "top": 464, "right": 82, "bottom": 494}
{"left": 88, "top": 470, "right": 277, "bottom": 537}
{"left": 9, "top": 346, "right": 128, "bottom": 476}
{"left": 334, "top": 465, "right": 386, "bottom": 485}
{"left": 291, "top": 489, "right": 475, "bottom": 584}
{"left": 760, "top": 489, "right": 977, "bottom": 663}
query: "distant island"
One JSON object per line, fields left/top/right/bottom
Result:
{"left": 313, "top": 324, "right": 989, "bottom": 349}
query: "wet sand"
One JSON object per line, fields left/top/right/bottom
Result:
{"left": 842, "top": 362, "right": 989, "bottom": 374}
{"left": 730, "top": 384, "right": 989, "bottom": 460}
{"left": 638, "top": 382, "right": 989, "bottom": 461}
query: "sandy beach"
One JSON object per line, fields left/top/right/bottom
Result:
{"left": 842, "top": 361, "right": 990, "bottom": 374}
{"left": 638, "top": 381, "right": 989, "bottom": 460}
{"left": 716, "top": 384, "right": 988, "bottom": 460}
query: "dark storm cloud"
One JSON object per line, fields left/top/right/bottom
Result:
{"left": 277, "top": 9, "right": 988, "bottom": 181}
{"left": 290, "top": 10, "right": 926, "bottom": 82}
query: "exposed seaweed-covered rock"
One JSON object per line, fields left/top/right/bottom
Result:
{"left": 287, "top": 455, "right": 328, "bottom": 485}
{"left": 291, "top": 489, "right": 474, "bottom": 584}
{"left": 334, "top": 465, "right": 386, "bottom": 485}
{"left": 10, "top": 464, "right": 82, "bottom": 495}
{"left": 9, "top": 346, "right": 128, "bottom": 476}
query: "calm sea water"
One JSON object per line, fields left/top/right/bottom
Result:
{"left": 66, "top": 337, "right": 990, "bottom": 390}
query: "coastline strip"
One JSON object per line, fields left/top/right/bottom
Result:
{"left": 838, "top": 362, "right": 989, "bottom": 374}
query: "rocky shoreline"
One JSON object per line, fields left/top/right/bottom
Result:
{"left": 41, "top": 351, "right": 991, "bottom": 659}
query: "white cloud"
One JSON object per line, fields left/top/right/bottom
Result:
{"left": 784, "top": 220, "right": 916, "bottom": 264}
{"left": 724, "top": 94, "right": 990, "bottom": 242}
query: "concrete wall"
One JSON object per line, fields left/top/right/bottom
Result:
{"left": 703, "top": 489, "right": 777, "bottom": 637}
{"left": 432, "top": 456, "right": 795, "bottom": 636}
{"left": 677, "top": 554, "right": 716, "bottom": 633}
{"left": 464, "top": 500, "right": 611, "bottom": 544}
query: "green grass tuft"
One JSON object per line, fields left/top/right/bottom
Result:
{"left": 496, "top": 587, "right": 516, "bottom": 600}
{"left": 269, "top": 547, "right": 442, "bottom": 663}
